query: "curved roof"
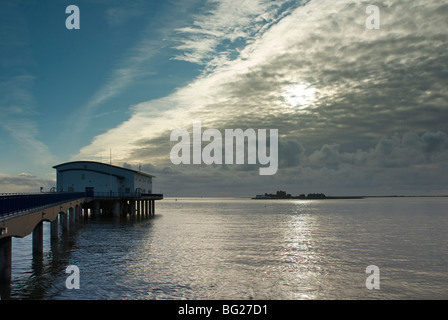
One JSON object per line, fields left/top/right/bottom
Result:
{"left": 53, "top": 161, "right": 155, "bottom": 178}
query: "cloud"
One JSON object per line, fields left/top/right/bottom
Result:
{"left": 67, "top": 1, "right": 196, "bottom": 138}
{"left": 68, "top": 36, "right": 163, "bottom": 136}
{"left": 421, "top": 131, "right": 448, "bottom": 154}
{"left": 300, "top": 131, "right": 448, "bottom": 171}
{"left": 278, "top": 139, "right": 306, "bottom": 168}
{"left": 309, "top": 144, "right": 341, "bottom": 168}
{"left": 172, "top": 0, "right": 297, "bottom": 67}
{"left": 145, "top": 130, "right": 448, "bottom": 196}
{"left": 0, "top": 3, "right": 56, "bottom": 168}
{"left": 0, "top": 173, "right": 55, "bottom": 193}
{"left": 18, "top": 172, "right": 34, "bottom": 177}
{"left": 0, "top": 74, "right": 55, "bottom": 166}
{"left": 75, "top": 0, "right": 448, "bottom": 195}
{"left": 115, "top": 129, "right": 448, "bottom": 197}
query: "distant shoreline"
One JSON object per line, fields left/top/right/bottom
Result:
{"left": 160, "top": 195, "right": 448, "bottom": 200}
{"left": 251, "top": 195, "right": 448, "bottom": 200}
{"left": 252, "top": 196, "right": 364, "bottom": 200}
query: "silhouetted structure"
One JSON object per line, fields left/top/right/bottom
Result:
{"left": 253, "top": 191, "right": 326, "bottom": 199}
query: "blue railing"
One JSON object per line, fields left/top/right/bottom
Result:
{"left": 142, "top": 193, "right": 164, "bottom": 198}
{"left": 0, "top": 192, "right": 85, "bottom": 217}
{"left": 0, "top": 192, "right": 164, "bottom": 217}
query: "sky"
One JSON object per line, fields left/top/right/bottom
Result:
{"left": 1, "top": 0, "right": 447, "bottom": 197}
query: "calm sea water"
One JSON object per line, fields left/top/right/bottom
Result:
{"left": 5, "top": 197, "right": 448, "bottom": 300}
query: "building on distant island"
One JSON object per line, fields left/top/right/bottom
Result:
{"left": 253, "top": 191, "right": 327, "bottom": 199}
{"left": 254, "top": 190, "right": 292, "bottom": 199}
{"left": 253, "top": 191, "right": 365, "bottom": 200}
{"left": 53, "top": 161, "right": 154, "bottom": 197}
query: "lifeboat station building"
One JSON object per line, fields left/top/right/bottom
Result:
{"left": 53, "top": 161, "right": 163, "bottom": 217}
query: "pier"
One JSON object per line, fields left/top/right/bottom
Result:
{"left": 0, "top": 191, "right": 163, "bottom": 293}
{"left": 0, "top": 161, "right": 163, "bottom": 294}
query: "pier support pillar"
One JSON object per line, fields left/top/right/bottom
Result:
{"left": 84, "top": 207, "right": 90, "bottom": 220}
{"left": 113, "top": 201, "right": 121, "bottom": 218}
{"left": 151, "top": 200, "right": 155, "bottom": 216}
{"left": 51, "top": 215, "right": 59, "bottom": 240}
{"left": 0, "top": 237, "right": 12, "bottom": 287}
{"left": 75, "top": 206, "right": 81, "bottom": 221}
{"left": 60, "top": 212, "right": 68, "bottom": 232}
{"left": 68, "top": 208, "right": 75, "bottom": 230}
{"left": 32, "top": 221, "right": 44, "bottom": 257}
{"left": 138, "top": 201, "right": 142, "bottom": 217}
{"left": 94, "top": 201, "right": 100, "bottom": 217}
{"left": 145, "top": 201, "right": 149, "bottom": 217}
{"left": 130, "top": 200, "right": 136, "bottom": 217}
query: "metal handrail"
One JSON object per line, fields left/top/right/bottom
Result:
{"left": 0, "top": 192, "right": 164, "bottom": 217}
{"left": 0, "top": 192, "right": 85, "bottom": 216}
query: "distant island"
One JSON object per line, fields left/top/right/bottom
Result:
{"left": 252, "top": 190, "right": 364, "bottom": 200}
{"left": 252, "top": 190, "right": 448, "bottom": 200}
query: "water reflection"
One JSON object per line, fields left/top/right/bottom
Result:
{"left": 7, "top": 220, "right": 82, "bottom": 299}
{"left": 5, "top": 197, "right": 448, "bottom": 299}
{"left": 119, "top": 199, "right": 325, "bottom": 299}
{"left": 279, "top": 201, "right": 318, "bottom": 299}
